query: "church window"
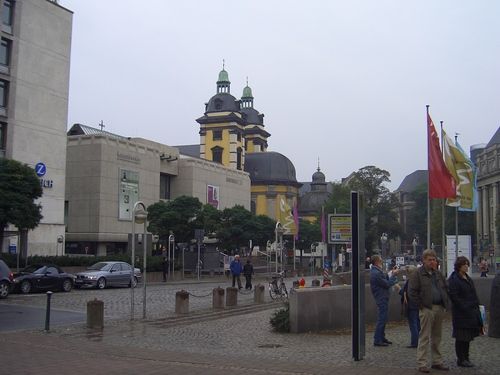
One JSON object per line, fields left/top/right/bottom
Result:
{"left": 212, "top": 146, "right": 223, "bottom": 164}
{"left": 236, "top": 147, "right": 242, "bottom": 170}
{"left": 212, "top": 130, "right": 222, "bottom": 141}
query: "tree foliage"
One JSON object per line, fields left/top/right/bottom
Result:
{"left": 296, "top": 218, "right": 321, "bottom": 252}
{"left": 0, "top": 158, "right": 43, "bottom": 249}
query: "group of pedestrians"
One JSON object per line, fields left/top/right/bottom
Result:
{"left": 370, "top": 249, "right": 485, "bottom": 373}
{"left": 229, "top": 255, "right": 254, "bottom": 290}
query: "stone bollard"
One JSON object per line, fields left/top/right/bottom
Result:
{"left": 226, "top": 287, "right": 238, "bottom": 307}
{"left": 312, "top": 279, "right": 320, "bottom": 287}
{"left": 254, "top": 284, "right": 265, "bottom": 304}
{"left": 489, "top": 274, "right": 500, "bottom": 338}
{"left": 212, "top": 287, "right": 225, "bottom": 309}
{"left": 87, "top": 298, "right": 104, "bottom": 329}
{"left": 175, "top": 290, "right": 189, "bottom": 314}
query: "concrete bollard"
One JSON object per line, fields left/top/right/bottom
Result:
{"left": 175, "top": 290, "right": 189, "bottom": 314}
{"left": 312, "top": 279, "right": 320, "bottom": 287}
{"left": 226, "top": 287, "right": 238, "bottom": 307}
{"left": 87, "top": 298, "right": 104, "bottom": 329}
{"left": 212, "top": 287, "right": 225, "bottom": 309}
{"left": 489, "top": 274, "right": 500, "bottom": 338}
{"left": 254, "top": 284, "right": 265, "bottom": 304}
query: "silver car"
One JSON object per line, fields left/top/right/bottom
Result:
{"left": 74, "top": 261, "right": 141, "bottom": 289}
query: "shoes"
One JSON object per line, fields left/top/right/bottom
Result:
{"left": 406, "top": 345, "right": 417, "bottom": 348}
{"left": 374, "top": 342, "right": 389, "bottom": 347}
{"left": 431, "top": 364, "right": 450, "bottom": 371}
{"left": 383, "top": 339, "right": 393, "bottom": 344}
{"left": 457, "top": 360, "right": 474, "bottom": 367}
{"left": 418, "top": 367, "right": 430, "bottom": 373}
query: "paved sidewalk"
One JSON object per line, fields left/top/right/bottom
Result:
{"left": 2, "top": 307, "right": 499, "bottom": 375}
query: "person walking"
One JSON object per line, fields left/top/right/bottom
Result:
{"left": 400, "top": 266, "right": 420, "bottom": 348}
{"left": 479, "top": 258, "right": 489, "bottom": 278}
{"left": 230, "top": 255, "right": 243, "bottom": 289}
{"left": 243, "top": 259, "right": 254, "bottom": 290}
{"left": 408, "top": 248, "right": 450, "bottom": 373}
{"left": 370, "top": 254, "right": 399, "bottom": 347}
{"left": 448, "top": 256, "right": 484, "bottom": 367}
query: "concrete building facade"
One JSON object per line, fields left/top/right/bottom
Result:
{"left": 65, "top": 124, "right": 250, "bottom": 256}
{"left": 1, "top": 0, "right": 72, "bottom": 256}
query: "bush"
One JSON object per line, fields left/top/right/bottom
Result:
{"left": 0, "top": 253, "right": 167, "bottom": 272}
{"left": 270, "top": 302, "right": 290, "bottom": 333}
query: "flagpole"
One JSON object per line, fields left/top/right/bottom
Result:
{"left": 426, "top": 105, "right": 431, "bottom": 249}
{"left": 454, "top": 133, "right": 459, "bottom": 262}
{"left": 440, "top": 120, "right": 447, "bottom": 276}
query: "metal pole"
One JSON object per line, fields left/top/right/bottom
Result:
{"left": 142, "top": 222, "right": 147, "bottom": 319}
{"left": 182, "top": 247, "right": 185, "bottom": 280}
{"left": 130, "top": 218, "right": 135, "bottom": 320}
{"left": 171, "top": 236, "right": 175, "bottom": 280}
{"left": 45, "top": 291, "right": 53, "bottom": 332}
{"left": 197, "top": 241, "right": 201, "bottom": 280}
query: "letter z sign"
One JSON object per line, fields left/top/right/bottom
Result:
{"left": 35, "top": 162, "right": 46, "bottom": 177}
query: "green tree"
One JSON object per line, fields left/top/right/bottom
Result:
{"left": 147, "top": 196, "right": 202, "bottom": 243}
{"left": 217, "top": 205, "right": 254, "bottom": 251}
{"left": 324, "top": 182, "right": 350, "bottom": 214}
{"left": 250, "top": 214, "right": 276, "bottom": 249}
{"left": 296, "top": 218, "right": 321, "bottom": 262}
{"left": 0, "top": 158, "right": 43, "bottom": 257}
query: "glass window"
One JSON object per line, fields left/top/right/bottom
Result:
{"left": 212, "top": 130, "right": 222, "bottom": 141}
{"left": 122, "top": 263, "right": 131, "bottom": 271}
{"left": 160, "top": 173, "right": 171, "bottom": 200}
{"left": 0, "top": 122, "right": 6, "bottom": 156}
{"left": 2, "top": 0, "right": 13, "bottom": 27}
{"left": 0, "top": 38, "right": 10, "bottom": 66}
{"left": 111, "top": 263, "right": 122, "bottom": 272}
{"left": 0, "top": 80, "right": 8, "bottom": 108}
{"left": 212, "top": 146, "right": 223, "bottom": 164}
{"left": 46, "top": 267, "right": 59, "bottom": 275}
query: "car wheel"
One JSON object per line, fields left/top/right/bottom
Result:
{"left": 0, "top": 281, "right": 9, "bottom": 299}
{"left": 62, "top": 279, "right": 73, "bottom": 292}
{"left": 20, "top": 280, "right": 32, "bottom": 294}
{"left": 96, "top": 277, "right": 106, "bottom": 289}
{"left": 129, "top": 276, "right": 138, "bottom": 288}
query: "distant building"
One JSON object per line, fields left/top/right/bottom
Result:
{"left": 65, "top": 124, "right": 250, "bottom": 256}
{"left": 471, "top": 126, "right": 500, "bottom": 259}
{"left": 298, "top": 166, "right": 331, "bottom": 222}
{"left": 1, "top": 0, "right": 72, "bottom": 256}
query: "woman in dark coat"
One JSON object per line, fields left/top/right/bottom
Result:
{"left": 448, "top": 256, "right": 484, "bottom": 367}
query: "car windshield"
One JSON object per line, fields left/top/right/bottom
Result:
{"left": 22, "top": 265, "right": 46, "bottom": 274}
{"left": 87, "top": 262, "right": 111, "bottom": 271}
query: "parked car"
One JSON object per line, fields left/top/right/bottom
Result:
{"left": 12, "top": 264, "right": 75, "bottom": 294}
{"left": 0, "top": 259, "right": 14, "bottom": 299}
{"left": 74, "top": 261, "right": 141, "bottom": 289}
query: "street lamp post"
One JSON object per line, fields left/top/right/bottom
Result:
{"left": 130, "top": 201, "right": 147, "bottom": 321}
{"left": 168, "top": 234, "right": 175, "bottom": 280}
{"left": 380, "top": 233, "right": 388, "bottom": 259}
{"left": 275, "top": 222, "right": 283, "bottom": 273}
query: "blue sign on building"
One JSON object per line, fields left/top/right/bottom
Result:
{"left": 35, "top": 162, "right": 46, "bottom": 177}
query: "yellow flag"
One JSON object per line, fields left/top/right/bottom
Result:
{"left": 278, "top": 197, "right": 297, "bottom": 235}
{"left": 442, "top": 130, "right": 474, "bottom": 210}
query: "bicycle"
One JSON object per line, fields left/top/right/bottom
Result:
{"left": 268, "top": 270, "right": 288, "bottom": 300}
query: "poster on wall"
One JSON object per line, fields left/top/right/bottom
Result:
{"left": 446, "top": 235, "right": 471, "bottom": 277}
{"left": 119, "top": 169, "right": 139, "bottom": 220}
{"left": 207, "top": 184, "right": 219, "bottom": 209}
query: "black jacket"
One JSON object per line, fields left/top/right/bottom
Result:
{"left": 448, "top": 271, "right": 482, "bottom": 329}
{"left": 243, "top": 263, "right": 254, "bottom": 276}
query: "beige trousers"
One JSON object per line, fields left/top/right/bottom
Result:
{"left": 417, "top": 305, "right": 446, "bottom": 367}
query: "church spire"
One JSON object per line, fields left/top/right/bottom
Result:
{"left": 216, "top": 59, "right": 230, "bottom": 94}
{"left": 241, "top": 76, "right": 254, "bottom": 108}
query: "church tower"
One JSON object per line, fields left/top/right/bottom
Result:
{"left": 196, "top": 65, "right": 246, "bottom": 170}
{"left": 240, "top": 80, "right": 270, "bottom": 153}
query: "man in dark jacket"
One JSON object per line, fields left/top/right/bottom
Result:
{"left": 409, "top": 249, "right": 450, "bottom": 373}
{"left": 370, "top": 254, "right": 399, "bottom": 347}
{"left": 243, "top": 259, "right": 254, "bottom": 290}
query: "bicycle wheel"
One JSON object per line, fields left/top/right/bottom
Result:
{"left": 280, "top": 283, "right": 288, "bottom": 299}
{"left": 269, "top": 283, "right": 279, "bottom": 300}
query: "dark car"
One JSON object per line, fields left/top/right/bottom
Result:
{"left": 0, "top": 259, "right": 13, "bottom": 299}
{"left": 12, "top": 264, "right": 75, "bottom": 294}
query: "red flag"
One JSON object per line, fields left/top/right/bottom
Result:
{"left": 427, "top": 112, "right": 456, "bottom": 199}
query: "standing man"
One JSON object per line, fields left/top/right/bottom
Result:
{"left": 230, "top": 254, "right": 243, "bottom": 289}
{"left": 409, "top": 249, "right": 450, "bottom": 373}
{"left": 243, "top": 259, "right": 254, "bottom": 290}
{"left": 370, "top": 254, "right": 399, "bottom": 347}
{"left": 161, "top": 246, "right": 169, "bottom": 282}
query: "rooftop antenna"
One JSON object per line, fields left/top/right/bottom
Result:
{"left": 317, "top": 157, "right": 320, "bottom": 172}
{"left": 98, "top": 120, "right": 105, "bottom": 131}
{"left": 222, "top": 59, "right": 225, "bottom": 70}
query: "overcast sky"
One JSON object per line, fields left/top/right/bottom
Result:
{"left": 61, "top": 0, "right": 499, "bottom": 190}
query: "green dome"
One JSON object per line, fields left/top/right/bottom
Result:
{"left": 217, "top": 69, "right": 230, "bottom": 83}
{"left": 242, "top": 85, "right": 253, "bottom": 98}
